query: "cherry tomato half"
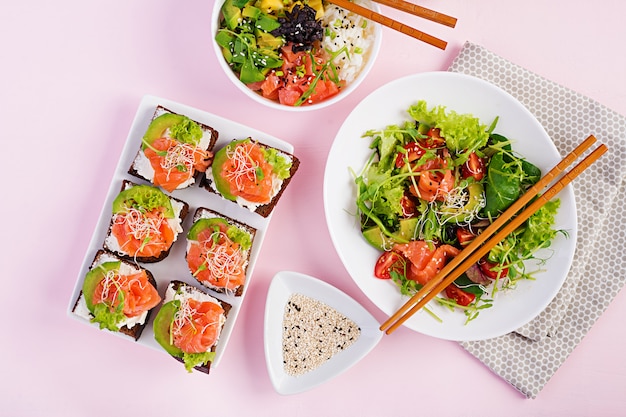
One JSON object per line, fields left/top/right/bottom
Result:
{"left": 374, "top": 251, "right": 405, "bottom": 280}
{"left": 395, "top": 142, "right": 426, "bottom": 168}
{"left": 478, "top": 257, "right": 509, "bottom": 279}
{"left": 461, "top": 152, "right": 485, "bottom": 181}
{"left": 456, "top": 228, "right": 476, "bottom": 247}
{"left": 445, "top": 285, "right": 476, "bottom": 306}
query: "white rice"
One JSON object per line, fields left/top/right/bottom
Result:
{"left": 321, "top": 0, "right": 376, "bottom": 84}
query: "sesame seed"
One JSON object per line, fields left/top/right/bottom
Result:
{"left": 282, "top": 293, "right": 361, "bottom": 376}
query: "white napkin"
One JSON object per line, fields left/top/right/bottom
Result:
{"left": 448, "top": 41, "right": 626, "bottom": 398}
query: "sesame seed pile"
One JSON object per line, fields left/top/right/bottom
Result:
{"left": 282, "top": 293, "right": 361, "bottom": 376}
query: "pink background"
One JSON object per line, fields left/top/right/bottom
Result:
{"left": 2, "top": 0, "right": 625, "bottom": 415}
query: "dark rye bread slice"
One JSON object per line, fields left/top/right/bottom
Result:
{"left": 166, "top": 280, "right": 232, "bottom": 374}
{"left": 103, "top": 180, "right": 189, "bottom": 263}
{"left": 201, "top": 139, "right": 300, "bottom": 218}
{"left": 186, "top": 207, "right": 256, "bottom": 297}
{"left": 128, "top": 105, "right": 219, "bottom": 190}
{"left": 72, "top": 249, "right": 158, "bottom": 341}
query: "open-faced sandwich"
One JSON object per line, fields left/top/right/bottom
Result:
{"left": 104, "top": 180, "right": 189, "bottom": 263}
{"left": 201, "top": 138, "right": 299, "bottom": 217}
{"left": 72, "top": 250, "right": 161, "bottom": 340}
{"left": 153, "top": 280, "right": 231, "bottom": 373}
{"left": 129, "top": 106, "right": 218, "bottom": 192}
{"left": 185, "top": 207, "right": 256, "bottom": 296}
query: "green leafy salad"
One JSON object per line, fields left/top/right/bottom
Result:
{"left": 355, "top": 100, "right": 565, "bottom": 323}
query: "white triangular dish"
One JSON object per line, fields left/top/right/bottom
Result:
{"left": 264, "top": 271, "right": 382, "bottom": 395}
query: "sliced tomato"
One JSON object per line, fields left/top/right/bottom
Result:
{"left": 400, "top": 193, "right": 417, "bottom": 217}
{"left": 461, "top": 152, "right": 485, "bottom": 181}
{"left": 445, "top": 285, "right": 475, "bottom": 306}
{"left": 395, "top": 142, "right": 426, "bottom": 168}
{"left": 456, "top": 228, "right": 476, "bottom": 247}
{"left": 478, "top": 256, "right": 509, "bottom": 279}
{"left": 420, "top": 128, "right": 446, "bottom": 148}
{"left": 373, "top": 250, "right": 405, "bottom": 279}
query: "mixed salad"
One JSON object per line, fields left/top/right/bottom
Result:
{"left": 215, "top": 0, "right": 375, "bottom": 106}
{"left": 355, "top": 100, "right": 564, "bottom": 322}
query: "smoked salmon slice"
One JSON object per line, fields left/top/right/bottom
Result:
{"left": 220, "top": 141, "right": 274, "bottom": 204}
{"left": 92, "top": 270, "right": 161, "bottom": 318}
{"left": 187, "top": 226, "right": 247, "bottom": 292}
{"left": 171, "top": 298, "right": 225, "bottom": 354}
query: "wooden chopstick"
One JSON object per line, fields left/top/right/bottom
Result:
{"left": 371, "top": 0, "right": 457, "bottom": 28}
{"left": 326, "top": 0, "right": 448, "bottom": 50}
{"left": 380, "top": 135, "right": 607, "bottom": 334}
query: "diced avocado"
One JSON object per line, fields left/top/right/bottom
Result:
{"left": 153, "top": 301, "right": 184, "bottom": 357}
{"left": 398, "top": 217, "right": 419, "bottom": 239}
{"left": 142, "top": 112, "right": 186, "bottom": 149}
{"left": 222, "top": 0, "right": 243, "bottom": 30}
{"left": 111, "top": 185, "right": 175, "bottom": 218}
{"left": 187, "top": 217, "right": 229, "bottom": 240}
{"left": 211, "top": 140, "right": 247, "bottom": 201}
{"left": 256, "top": 31, "right": 284, "bottom": 49}
{"left": 441, "top": 182, "right": 484, "bottom": 223}
{"left": 362, "top": 218, "right": 419, "bottom": 250}
{"left": 256, "top": 13, "right": 280, "bottom": 32}
{"left": 242, "top": 4, "right": 261, "bottom": 19}
{"left": 82, "top": 262, "right": 122, "bottom": 313}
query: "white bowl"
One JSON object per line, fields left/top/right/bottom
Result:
{"left": 264, "top": 271, "right": 382, "bottom": 395}
{"left": 323, "top": 72, "right": 578, "bottom": 341}
{"left": 211, "top": 0, "right": 382, "bottom": 111}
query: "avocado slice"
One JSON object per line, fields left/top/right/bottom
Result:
{"left": 142, "top": 112, "right": 187, "bottom": 150}
{"left": 82, "top": 261, "right": 122, "bottom": 313}
{"left": 187, "top": 217, "right": 229, "bottom": 240}
{"left": 211, "top": 140, "right": 248, "bottom": 201}
{"left": 441, "top": 182, "right": 484, "bottom": 223}
{"left": 153, "top": 301, "right": 184, "bottom": 357}
{"left": 362, "top": 218, "right": 419, "bottom": 250}
{"left": 256, "top": 31, "right": 284, "bottom": 49}
{"left": 111, "top": 184, "right": 175, "bottom": 218}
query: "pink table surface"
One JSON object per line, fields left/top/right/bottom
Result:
{"left": 2, "top": 0, "right": 625, "bottom": 416}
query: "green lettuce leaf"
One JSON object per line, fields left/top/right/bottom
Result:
{"left": 407, "top": 100, "right": 490, "bottom": 154}
{"left": 182, "top": 351, "right": 216, "bottom": 373}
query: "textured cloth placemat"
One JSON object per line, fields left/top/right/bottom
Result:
{"left": 448, "top": 42, "right": 626, "bottom": 398}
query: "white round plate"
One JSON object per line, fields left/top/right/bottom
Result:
{"left": 264, "top": 271, "right": 382, "bottom": 395}
{"left": 323, "top": 71, "right": 577, "bottom": 341}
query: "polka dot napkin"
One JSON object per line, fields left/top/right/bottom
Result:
{"left": 448, "top": 41, "right": 626, "bottom": 398}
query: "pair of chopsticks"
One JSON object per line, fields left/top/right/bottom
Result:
{"left": 380, "top": 135, "right": 607, "bottom": 335}
{"left": 327, "top": 0, "right": 456, "bottom": 50}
